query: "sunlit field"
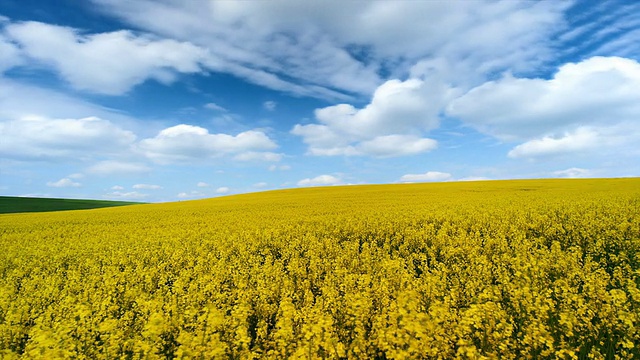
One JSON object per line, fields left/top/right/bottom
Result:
{"left": 1, "top": 178, "right": 639, "bottom": 359}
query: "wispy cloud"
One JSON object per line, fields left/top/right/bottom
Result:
{"left": 553, "top": 167, "right": 591, "bottom": 178}
{"left": 92, "top": 0, "right": 569, "bottom": 98}
{"left": 47, "top": 178, "right": 82, "bottom": 188}
{"left": 263, "top": 101, "right": 277, "bottom": 111}
{"left": 87, "top": 161, "right": 151, "bottom": 176}
{"left": 204, "top": 102, "right": 228, "bottom": 112}
{"left": 104, "top": 191, "right": 148, "bottom": 200}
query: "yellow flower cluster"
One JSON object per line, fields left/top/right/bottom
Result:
{"left": 1, "top": 178, "right": 639, "bottom": 359}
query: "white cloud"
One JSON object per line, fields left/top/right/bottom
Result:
{"left": 553, "top": 167, "right": 591, "bottom": 178}
{"left": 0, "top": 116, "right": 136, "bottom": 161}
{"left": 68, "top": 173, "right": 84, "bottom": 179}
{"left": 292, "top": 78, "right": 445, "bottom": 157}
{"left": 253, "top": 182, "right": 268, "bottom": 188}
{"left": 177, "top": 190, "right": 205, "bottom": 198}
{"left": 47, "top": 178, "right": 82, "bottom": 188}
{"left": 297, "top": 174, "right": 341, "bottom": 187}
{"left": 269, "top": 164, "right": 291, "bottom": 171}
{"left": 93, "top": 1, "right": 568, "bottom": 98}
{"left": 132, "top": 183, "right": 162, "bottom": 190}
{"left": 0, "top": 34, "right": 22, "bottom": 73}
{"left": 263, "top": 101, "right": 277, "bottom": 111}
{"left": 448, "top": 56, "right": 640, "bottom": 158}
{"left": 111, "top": 185, "right": 124, "bottom": 190}
{"left": 5, "top": 21, "right": 208, "bottom": 95}
{"left": 196, "top": 182, "right": 209, "bottom": 187}
{"left": 91, "top": 1, "right": 380, "bottom": 98}
{"left": 104, "top": 191, "right": 148, "bottom": 200}
{"left": 334, "top": 1, "right": 566, "bottom": 72}
{"left": 0, "top": 77, "right": 142, "bottom": 128}
{"left": 315, "top": 79, "right": 442, "bottom": 137}
{"left": 507, "top": 127, "right": 599, "bottom": 159}
{"left": 399, "top": 171, "right": 452, "bottom": 183}
{"left": 139, "top": 124, "right": 278, "bottom": 163}
{"left": 233, "top": 151, "right": 282, "bottom": 162}
{"left": 215, "top": 186, "right": 230, "bottom": 194}
{"left": 357, "top": 135, "right": 438, "bottom": 158}
{"left": 589, "top": 28, "right": 640, "bottom": 59}
{"left": 87, "top": 160, "right": 151, "bottom": 175}
{"left": 204, "top": 102, "right": 228, "bottom": 112}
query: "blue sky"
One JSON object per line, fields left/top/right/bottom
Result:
{"left": 1, "top": 0, "right": 639, "bottom": 202}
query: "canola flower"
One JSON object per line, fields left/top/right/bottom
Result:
{"left": 0, "top": 178, "right": 639, "bottom": 359}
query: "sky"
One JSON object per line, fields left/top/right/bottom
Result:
{"left": 1, "top": 0, "right": 639, "bottom": 202}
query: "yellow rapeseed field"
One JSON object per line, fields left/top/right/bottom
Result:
{"left": 1, "top": 178, "right": 639, "bottom": 359}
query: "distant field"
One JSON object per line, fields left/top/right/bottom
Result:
{"left": 0, "top": 196, "right": 143, "bottom": 214}
{"left": 1, "top": 178, "right": 639, "bottom": 358}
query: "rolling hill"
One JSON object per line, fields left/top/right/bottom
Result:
{"left": 0, "top": 196, "right": 143, "bottom": 214}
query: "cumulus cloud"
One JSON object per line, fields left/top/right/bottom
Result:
{"left": 215, "top": 186, "right": 230, "bottom": 194}
{"left": 111, "top": 185, "right": 125, "bottom": 190}
{"left": 448, "top": 56, "right": 640, "bottom": 158}
{"left": 196, "top": 182, "right": 209, "bottom": 187}
{"left": 449, "top": 57, "right": 640, "bottom": 138}
{"left": 316, "top": 79, "right": 441, "bottom": 136}
{"left": 132, "top": 183, "right": 162, "bottom": 190}
{"left": 0, "top": 77, "right": 284, "bottom": 172}
{"left": 297, "top": 174, "right": 341, "bottom": 187}
{"left": 5, "top": 21, "right": 209, "bottom": 94}
{"left": 292, "top": 78, "right": 446, "bottom": 157}
{"left": 139, "top": 124, "right": 278, "bottom": 163}
{"left": 0, "top": 116, "right": 136, "bottom": 161}
{"left": 507, "top": 127, "right": 600, "bottom": 158}
{"left": 87, "top": 160, "right": 151, "bottom": 175}
{"left": 47, "top": 178, "right": 82, "bottom": 188}
{"left": 399, "top": 171, "right": 452, "bottom": 183}
{"left": 253, "top": 182, "right": 268, "bottom": 188}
